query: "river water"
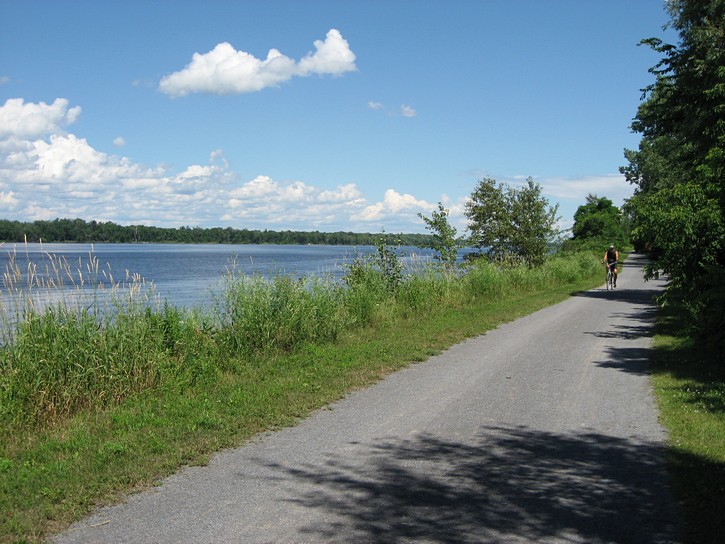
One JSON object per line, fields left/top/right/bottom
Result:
{"left": 0, "top": 243, "right": 436, "bottom": 309}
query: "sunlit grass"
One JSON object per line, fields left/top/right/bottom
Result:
{"left": 0, "top": 247, "right": 603, "bottom": 543}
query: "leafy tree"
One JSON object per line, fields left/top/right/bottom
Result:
{"left": 622, "top": 0, "right": 725, "bottom": 345}
{"left": 417, "top": 202, "right": 459, "bottom": 268}
{"left": 464, "top": 177, "right": 559, "bottom": 267}
{"left": 570, "top": 194, "right": 628, "bottom": 246}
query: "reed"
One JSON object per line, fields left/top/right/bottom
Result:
{"left": 215, "top": 270, "right": 347, "bottom": 356}
{"left": 0, "top": 246, "right": 601, "bottom": 431}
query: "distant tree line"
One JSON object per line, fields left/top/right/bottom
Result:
{"left": 0, "top": 218, "right": 432, "bottom": 247}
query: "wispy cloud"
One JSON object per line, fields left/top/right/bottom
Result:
{"left": 533, "top": 174, "right": 635, "bottom": 205}
{"left": 460, "top": 172, "right": 633, "bottom": 210}
{"left": 159, "top": 29, "right": 357, "bottom": 97}
{"left": 400, "top": 105, "right": 417, "bottom": 118}
{"left": 113, "top": 136, "right": 126, "bottom": 147}
{"left": 368, "top": 101, "right": 417, "bottom": 118}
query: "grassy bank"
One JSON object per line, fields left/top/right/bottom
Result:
{"left": 650, "top": 298, "right": 725, "bottom": 544}
{"left": 0, "top": 249, "right": 603, "bottom": 543}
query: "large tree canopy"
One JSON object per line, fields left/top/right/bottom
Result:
{"left": 571, "top": 194, "right": 628, "bottom": 246}
{"left": 622, "top": 0, "right": 725, "bottom": 345}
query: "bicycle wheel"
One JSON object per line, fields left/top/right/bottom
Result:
{"left": 606, "top": 271, "right": 613, "bottom": 291}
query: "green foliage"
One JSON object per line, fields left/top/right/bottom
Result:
{"left": 464, "top": 177, "right": 559, "bottom": 267}
{"left": 216, "top": 272, "right": 345, "bottom": 356}
{"left": 630, "top": 182, "right": 723, "bottom": 283}
{"left": 621, "top": 138, "right": 685, "bottom": 195}
{"left": 417, "top": 202, "right": 460, "bottom": 267}
{"left": 570, "top": 194, "right": 628, "bottom": 246}
{"left": 395, "top": 265, "right": 465, "bottom": 318}
{"left": 0, "top": 301, "right": 221, "bottom": 428}
{"left": 340, "top": 256, "right": 391, "bottom": 326}
{"left": 462, "top": 260, "right": 506, "bottom": 298}
{"left": 344, "top": 232, "right": 405, "bottom": 294}
{"left": 650, "top": 295, "right": 725, "bottom": 543}
{"left": 340, "top": 233, "right": 408, "bottom": 326}
{"left": 0, "top": 217, "right": 432, "bottom": 247}
{"left": 621, "top": 0, "right": 725, "bottom": 349}
{"left": 373, "top": 232, "right": 405, "bottom": 291}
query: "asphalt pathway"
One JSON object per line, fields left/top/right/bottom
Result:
{"left": 54, "top": 254, "right": 682, "bottom": 543}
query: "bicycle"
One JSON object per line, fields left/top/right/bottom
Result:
{"left": 604, "top": 261, "right": 618, "bottom": 291}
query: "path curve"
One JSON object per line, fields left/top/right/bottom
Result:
{"left": 54, "top": 253, "right": 682, "bottom": 543}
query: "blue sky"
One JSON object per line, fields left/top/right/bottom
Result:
{"left": 0, "top": 0, "right": 675, "bottom": 235}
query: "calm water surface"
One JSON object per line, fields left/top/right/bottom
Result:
{"left": 0, "top": 243, "right": 433, "bottom": 309}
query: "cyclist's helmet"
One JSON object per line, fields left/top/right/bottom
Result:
{"left": 609, "top": 245, "right": 614, "bottom": 249}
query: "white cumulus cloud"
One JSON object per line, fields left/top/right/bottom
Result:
{"left": 0, "top": 191, "right": 18, "bottom": 209}
{"left": 0, "top": 97, "right": 455, "bottom": 233}
{"left": 159, "top": 29, "right": 356, "bottom": 97}
{"left": 0, "top": 98, "right": 81, "bottom": 139}
{"left": 224, "top": 176, "right": 368, "bottom": 228}
{"left": 297, "top": 29, "right": 357, "bottom": 76}
{"left": 353, "top": 189, "right": 432, "bottom": 221}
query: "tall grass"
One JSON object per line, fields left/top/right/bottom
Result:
{"left": 0, "top": 246, "right": 601, "bottom": 431}
{"left": 0, "top": 249, "right": 182, "bottom": 426}
{"left": 215, "top": 271, "right": 346, "bottom": 356}
{"left": 0, "top": 246, "right": 605, "bottom": 543}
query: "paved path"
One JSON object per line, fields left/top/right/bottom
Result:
{"left": 54, "top": 254, "right": 682, "bottom": 543}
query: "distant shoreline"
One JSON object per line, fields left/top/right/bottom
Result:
{"left": 0, "top": 218, "right": 433, "bottom": 246}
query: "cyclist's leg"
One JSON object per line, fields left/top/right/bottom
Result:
{"left": 613, "top": 265, "right": 618, "bottom": 286}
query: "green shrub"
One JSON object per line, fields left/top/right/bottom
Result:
{"left": 0, "top": 304, "right": 165, "bottom": 426}
{"left": 146, "top": 304, "right": 220, "bottom": 389}
{"left": 217, "top": 273, "right": 345, "bottom": 355}
{"left": 542, "top": 255, "right": 581, "bottom": 285}
{"left": 462, "top": 261, "right": 506, "bottom": 299}
{"left": 342, "top": 255, "right": 395, "bottom": 326}
{"left": 396, "top": 268, "right": 461, "bottom": 316}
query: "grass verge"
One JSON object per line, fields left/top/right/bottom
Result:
{"left": 651, "top": 298, "right": 725, "bottom": 544}
{"left": 1, "top": 253, "right": 603, "bottom": 543}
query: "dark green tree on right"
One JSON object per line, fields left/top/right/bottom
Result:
{"left": 621, "top": 0, "right": 725, "bottom": 346}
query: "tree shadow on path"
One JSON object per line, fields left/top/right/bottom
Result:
{"left": 576, "top": 267, "right": 663, "bottom": 375}
{"left": 261, "top": 425, "right": 681, "bottom": 543}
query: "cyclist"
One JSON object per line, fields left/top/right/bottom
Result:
{"left": 603, "top": 245, "right": 619, "bottom": 287}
